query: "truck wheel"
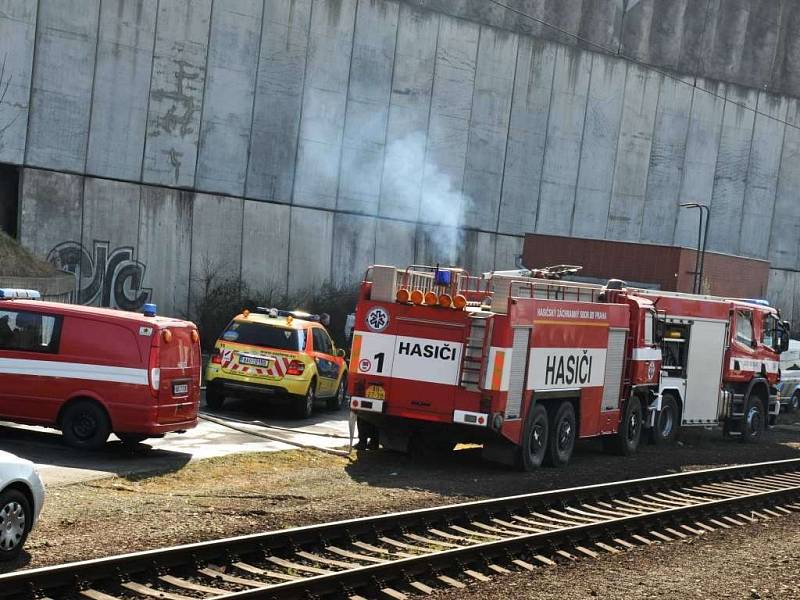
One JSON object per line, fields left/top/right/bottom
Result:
{"left": 0, "top": 489, "right": 31, "bottom": 561}
{"left": 520, "top": 403, "right": 548, "bottom": 472}
{"left": 294, "top": 381, "right": 315, "bottom": 419}
{"left": 650, "top": 393, "right": 680, "bottom": 445}
{"left": 545, "top": 401, "right": 576, "bottom": 468}
{"left": 61, "top": 400, "right": 111, "bottom": 450}
{"left": 205, "top": 385, "right": 224, "bottom": 411}
{"left": 740, "top": 396, "right": 764, "bottom": 443}
{"left": 606, "top": 398, "right": 643, "bottom": 456}
{"left": 327, "top": 376, "right": 347, "bottom": 411}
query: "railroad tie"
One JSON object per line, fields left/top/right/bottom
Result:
{"left": 159, "top": 574, "right": 227, "bottom": 595}
{"left": 231, "top": 561, "right": 301, "bottom": 581}
{"left": 81, "top": 590, "right": 124, "bottom": 600}
{"left": 198, "top": 566, "right": 265, "bottom": 587}
{"left": 121, "top": 581, "right": 195, "bottom": 600}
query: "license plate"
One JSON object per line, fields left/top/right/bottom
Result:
{"left": 239, "top": 354, "right": 270, "bottom": 367}
{"left": 365, "top": 385, "right": 385, "bottom": 400}
{"left": 172, "top": 382, "right": 189, "bottom": 396}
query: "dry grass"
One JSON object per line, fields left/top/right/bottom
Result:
{"left": 0, "top": 231, "right": 57, "bottom": 277}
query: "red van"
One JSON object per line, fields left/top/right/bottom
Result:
{"left": 0, "top": 290, "right": 201, "bottom": 449}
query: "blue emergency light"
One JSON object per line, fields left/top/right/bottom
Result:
{"left": 142, "top": 303, "right": 157, "bottom": 317}
{"left": 0, "top": 288, "right": 41, "bottom": 300}
{"left": 434, "top": 269, "right": 452, "bottom": 286}
{"left": 743, "top": 299, "right": 770, "bottom": 307}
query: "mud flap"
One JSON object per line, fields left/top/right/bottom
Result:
{"left": 481, "top": 440, "right": 519, "bottom": 466}
{"left": 348, "top": 410, "right": 357, "bottom": 451}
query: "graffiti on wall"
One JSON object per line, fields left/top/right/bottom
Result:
{"left": 47, "top": 240, "right": 151, "bottom": 310}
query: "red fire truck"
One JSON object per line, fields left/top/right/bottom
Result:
{"left": 348, "top": 265, "right": 790, "bottom": 470}
{"left": 0, "top": 289, "right": 201, "bottom": 449}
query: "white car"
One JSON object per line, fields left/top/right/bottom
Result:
{"left": 0, "top": 451, "right": 45, "bottom": 560}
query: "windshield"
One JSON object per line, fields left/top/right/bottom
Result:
{"left": 221, "top": 321, "right": 306, "bottom": 351}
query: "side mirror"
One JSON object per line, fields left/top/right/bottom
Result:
{"left": 337, "top": 348, "right": 346, "bottom": 358}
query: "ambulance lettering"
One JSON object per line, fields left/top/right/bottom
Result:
{"left": 397, "top": 341, "right": 458, "bottom": 361}
{"left": 544, "top": 351, "right": 593, "bottom": 386}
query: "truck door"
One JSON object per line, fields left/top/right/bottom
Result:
{"left": 683, "top": 319, "right": 727, "bottom": 423}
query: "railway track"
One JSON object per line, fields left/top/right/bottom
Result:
{"left": 2, "top": 458, "right": 799, "bottom": 600}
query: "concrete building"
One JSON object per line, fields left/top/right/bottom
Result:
{"left": 0, "top": 0, "right": 799, "bottom": 322}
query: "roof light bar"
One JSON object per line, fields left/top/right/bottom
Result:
{"left": 254, "top": 307, "right": 321, "bottom": 322}
{"left": 0, "top": 288, "right": 42, "bottom": 300}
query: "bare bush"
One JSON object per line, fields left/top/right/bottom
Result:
{"left": 192, "top": 267, "right": 358, "bottom": 352}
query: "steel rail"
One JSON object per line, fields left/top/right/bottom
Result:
{"left": 218, "top": 482, "right": 800, "bottom": 599}
{"left": 1, "top": 458, "right": 798, "bottom": 599}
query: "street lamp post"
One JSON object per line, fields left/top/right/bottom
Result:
{"left": 679, "top": 203, "right": 710, "bottom": 294}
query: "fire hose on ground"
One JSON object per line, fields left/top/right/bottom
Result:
{"left": 198, "top": 412, "right": 356, "bottom": 458}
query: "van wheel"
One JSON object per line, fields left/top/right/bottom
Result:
{"left": 605, "top": 398, "right": 643, "bottom": 456}
{"left": 61, "top": 401, "right": 110, "bottom": 450}
{"left": 740, "top": 396, "right": 764, "bottom": 443}
{"left": 327, "top": 376, "right": 347, "bottom": 411}
{"left": 0, "top": 489, "right": 31, "bottom": 561}
{"left": 205, "top": 385, "right": 224, "bottom": 411}
{"left": 294, "top": 381, "right": 315, "bottom": 419}
{"left": 520, "top": 404, "right": 548, "bottom": 472}
{"left": 544, "top": 401, "right": 576, "bottom": 468}
{"left": 650, "top": 393, "right": 680, "bottom": 445}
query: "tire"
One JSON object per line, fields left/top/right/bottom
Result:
{"left": 327, "top": 375, "right": 347, "bottom": 411}
{"left": 544, "top": 401, "right": 576, "bottom": 468}
{"left": 205, "top": 385, "right": 224, "bottom": 411}
{"left": 0, "top": 488, "right": 31, "bottom": 561}
{"left": 650, "top": 393, "right": 680, "bottom": 445}
{"left": 61, "top": 400, "right": 111, "bottom": 450}
{"left": 294, "top": 380, "right": 315, "bottom": 419}
{"left": 520, "top": 403, "right": 549, "bottom": 472}
{"left": 117, "top": 433, "right": 148, "bottom": 447}
{"left": 740, "top": 395, "right": 764, "bottom": 443}
{"left": 607, "top": 398, "right": 643, "bottom": 456}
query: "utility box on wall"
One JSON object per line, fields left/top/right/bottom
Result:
{"left": 522, "top": 234, "right": 770, "bottom": 299}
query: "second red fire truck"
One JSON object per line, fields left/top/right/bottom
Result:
{"left": 348, "top": 265, "right": 790, "bottom": 470}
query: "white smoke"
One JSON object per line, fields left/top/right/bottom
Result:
{"left": 299, "top": 106, "right": 471, "bottom": 268}
{"left": 380, "top": 130, "right": 467, "bottom": 265}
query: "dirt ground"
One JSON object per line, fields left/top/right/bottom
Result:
{"left": 4, "top": 419, "right": 800, "bottom": 598}
{"left": 433, "top": 512, "right": 800, "bottom": 599}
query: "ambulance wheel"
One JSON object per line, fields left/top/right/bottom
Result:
{"left": 545, "top": 401, "right": 576, "bottom": 468}
{"left": 650, "top": 394, "right": 680, "bottom": 445}
{"left": 61, "top": 400, "right": 111, "bottom": 450}
{"left": 294, "top": 380, "right": 315, "bottom": 419}
{"left": 520, "top": 404, "right": 549, "bottom": 472}
{"left": 327, "top": 376, "right": 347, "bottom": 410}
{"left": 607, "top": 398, "right": 643, "bottom": 456}
{"left": 0, "top": 488, "right": 31, "bottom": 561}
{"left": 740, "top": 396, "right": 764, "bottom": 443}
{"left": 205, "top": 386, "right": 224, "bottom": 411}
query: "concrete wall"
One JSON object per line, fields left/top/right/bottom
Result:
{"left": 4, "top": 0, "right": 800, "bottom": 327}
{"left": 399, "top": 0, "right": 800, "bottom": 99}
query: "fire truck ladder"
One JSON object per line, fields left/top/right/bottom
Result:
{"left": 461, "top": 313, "right": 492, "bottom": 390}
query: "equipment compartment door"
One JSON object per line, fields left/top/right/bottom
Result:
{"left": 683, "top": 319, "right": 727, "bottom": 424}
